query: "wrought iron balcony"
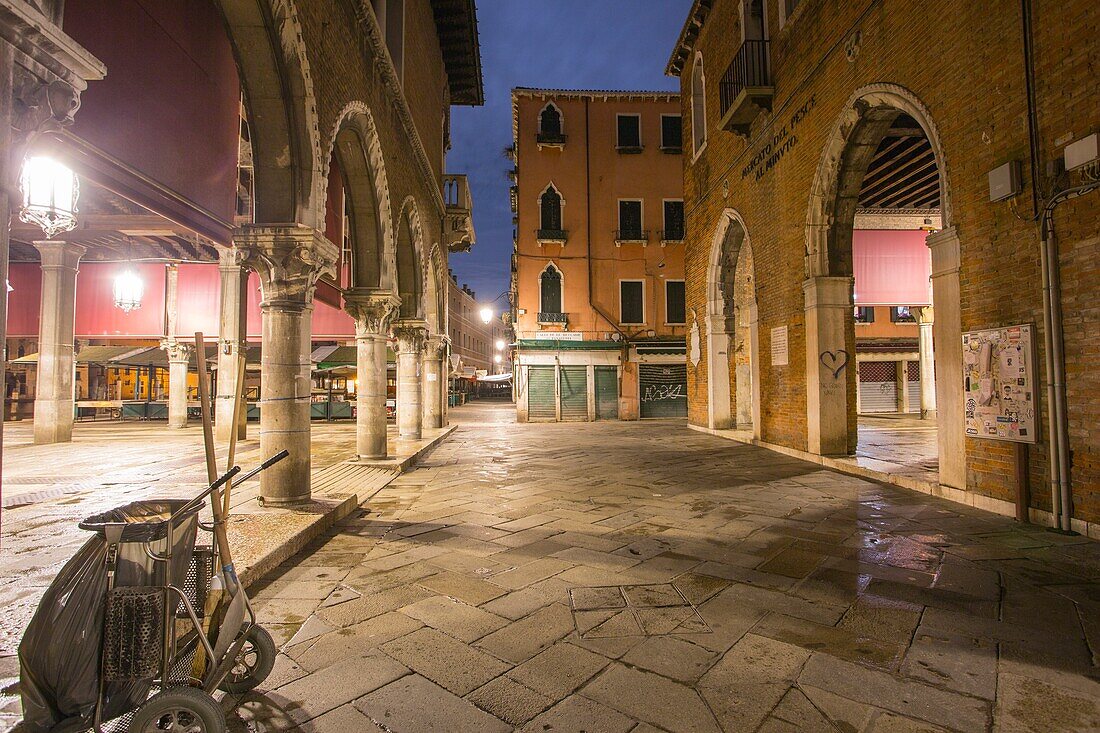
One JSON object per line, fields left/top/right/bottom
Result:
{"left": 536, "top": 132, "right": 567, "bottom": 146}
{"left": 718, "top": 40, "right": 774, "bottom": 136}
{"left": 443, "top": 174, "right": 474, "bottom": 252}
{"left": 614, "top": 229, "right": 649, "bottom": 245}
{"left": 659, "top": 229, "right": 685, "bottom": 244}
{"left": 537, "top": 312, "right": 568, "bottom": 324}
{"left": 536, "top": 228, "right": 568, "bottom": 244}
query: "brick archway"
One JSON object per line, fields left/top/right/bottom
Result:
{"left": 217, "top": 0, "right": 323, "bottom": 228}
{"left": 395, "top": 196, "right": 426, "bottom": 321}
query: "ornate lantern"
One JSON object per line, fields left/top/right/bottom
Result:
{"left": 18, "top": 156, "right": 79, "bottom": 238}
{"left": 113, "top": 267, "right": 145, "bottom": 313}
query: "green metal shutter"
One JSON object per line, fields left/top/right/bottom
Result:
{"left": 595, "top": 366, "right": 619, "bottom": 420}
{"left": 528, "top": 367, "right": 557, "bottom": 420}
{"left": 639, "top": 363, "right": 688, "bottom": 418}
{"left": 559, "top": 366, "right": 589, "bottom": 421}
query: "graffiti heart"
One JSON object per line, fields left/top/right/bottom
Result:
{"left": 819, "top": 349, "right": 849, "bottom": 379}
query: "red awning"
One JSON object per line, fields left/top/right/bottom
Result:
{"left": 853, "top": 229, "right": 932, "bottom": 306}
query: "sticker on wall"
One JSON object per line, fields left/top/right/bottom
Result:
{"left": 689, "top": 311, "right": 701, "bottom": 367}
{"left": 962, "top": 324, "right": 1036, "bottom": 444}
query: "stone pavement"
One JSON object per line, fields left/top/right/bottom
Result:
{"left": 226, "top": 401, "right": 1100, "bottom": 732}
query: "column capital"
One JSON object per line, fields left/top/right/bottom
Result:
{"left": 802, "top": 276, "right": 853, "bottom": 309}
{"left": 344, "top": 288, "right": 401, "bottom": 337}
{"left": 160, "top": 339, "right": 193, "bottom": 363}
{"left": 33, "top": 240, "right": 85, "bottom": 268}
{"left": 393, "top": 320, "right": 429, "bottom": 354}
{"left": 233, "top": 225, "right": 338, "bottom": 309}
{"left": 918, "top": 306, "right": 935, "bottom": 325}
{"left": 423, "top": 335, "right": 447, "bottom": 360}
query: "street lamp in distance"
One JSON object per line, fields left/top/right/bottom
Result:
{"left": 495, "top": 339, "right": 506, "bottom": 351}
{"left": 479, "top": 306, "right": 494, "bottom": 324}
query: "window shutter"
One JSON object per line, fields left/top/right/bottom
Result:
{"left": 540, "top": 268, "right": 562, "bottom": 313}
{"left": 663, "top": 201, "right": 684, "bottom": 239}
{"left": 540, "top": 188, "right": 562, "bottom": 231}
{"left": 619, "top": 201, "right": 642, "bottom": 237}
{"left": 540, "top": 106, "right": 561, "bottom": 136}
{"left": 666, "top": 281, "right": 686, "bottom": 324}
{"left": 620, "top": 281, "right": 644, "bottom": 323}
{"left": 617, "top": 115, "right": 641, "bottom": 148}
{"left": 662, "top": 116, "right": 683, "bottom": 149}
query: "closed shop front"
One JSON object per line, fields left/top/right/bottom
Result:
{"left": 528, "top": 366, "right": 557, "bottom": 420}
{"left": 559, "top": 366, "right": 589, "bottom": 421}
{"left": 906, "top": 361, "right": 921, "bottom": 413}
{"left": 639, "top": 363, "right": 687, "bottom": 418}
{"left": 595, "top": 366, "right": 618, "bottom": 420}
{"left": 858, "top": 361, "right": 898, "bottom": 413}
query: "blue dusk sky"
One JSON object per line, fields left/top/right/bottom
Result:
{"left": 446, "top": 0, "right": 693, "bottom": 305}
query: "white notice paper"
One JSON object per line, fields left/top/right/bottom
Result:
{"left": 771, "top": 326, "right": 789, "bottom": 367}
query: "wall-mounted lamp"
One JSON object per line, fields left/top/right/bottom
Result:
{"left": 18, "top": 156, "right": 79, "bottom": 238}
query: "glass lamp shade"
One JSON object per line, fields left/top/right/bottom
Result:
{"left": 18, "top": 156, "right": 79, "bottom": 238}
{"left": 479, "top": 307, "right": 493, "bottom": 324}
{"left": 495, "top": 339, "right": 506, "bottom": 351}
{"left": 494, "top": 354, "right": 502, "bottom": 364}
{"left": 113, "top": 268, "right": 145, "bottom": 313}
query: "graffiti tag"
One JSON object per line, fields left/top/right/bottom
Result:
{"left": 643, "top": 384, "right": 685, "bottom": 402}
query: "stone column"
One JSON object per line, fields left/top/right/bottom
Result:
{"left": 161, "top": 340, "right": 192, "bottom": 428}
{"left": 422, "top": 336, "right": 446, "bottom": 430}
{"left": 393, "top": 320, "right": 427, "bottom": 440}
{"left": 32, "top": 241, "right": 85, "bottom": 444}
{"left": 927, "top": 228, "right": 964, "bottom": 488}
{"left": 747, "top": 300, "right": 762, "bottom": 440}
{"left": 917, "top": 306, "right": 937, "bottom": 419}
{"left": 344, "top": 289, "right": 399, "bottom": 459}
{"left": 236, "top": 226, "right": 338, "bottom": 505}
{"left": 216, "top": 246, "right": 249, "bottom": 442}
{"left": 803, "top": 276, "right": 854, "bottom": 456}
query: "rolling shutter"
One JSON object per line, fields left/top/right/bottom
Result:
{"left": 560, "top": 366, "right": 589, "bottom": 421}
{"left": 639, "top": 363, "right": 688, "bottom": 418}
{"left": 906, "top": 361, "right": 921, "bottom": 413}
{"left": 528, "top": 366, "right": 557, "bottom": 420}
{"left": 858, "top": 361, "right": 898, "bottom": 413}
{"left": 595, "top": 366, "right": 619, "bottom": 420}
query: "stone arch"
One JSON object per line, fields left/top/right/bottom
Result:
{"left": 802, "top": 83, "right": 961, "bottom": 483}
{"left": 705, "top": 209, "right": 760, "bottom": 434}
{"left": 323, "top": 102, "right": 396, "bottom": 292}
{"left": 216, "top": 0, "right": 324, "bottom": 228}
{"left": 395, "top": 196, "right": 426, "bottom": 320}
{"left": 424, "top": 242, "right": 447, "bottom": 335}
{"left": 804, "top": 83, "right": 952, "bottom": 278}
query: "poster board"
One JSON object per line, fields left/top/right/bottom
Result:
{"left": 962, "top": 324, "right": 1037, "bottom": 443}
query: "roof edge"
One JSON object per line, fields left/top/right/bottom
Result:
{"left": 665, "top": 0, "right": 714, "bottom": 77}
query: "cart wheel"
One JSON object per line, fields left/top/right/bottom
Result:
{"left": 130, "top": 686, "right": 225, "bottom": 733}
{"left": 218, "top": 625, "right": 275, "bottom": 694}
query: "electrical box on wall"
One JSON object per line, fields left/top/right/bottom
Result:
{"left": 988, "top": 160, "right": 1022, "bottom": 202}
{"left": 1064, "top": 133, "right": 1099, "bottom": 170}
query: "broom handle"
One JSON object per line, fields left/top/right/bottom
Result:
{"left": 223, "top": 355, "right": 247, "bottom": 519}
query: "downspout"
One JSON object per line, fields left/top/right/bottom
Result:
{"left": 1040, "top": 181, "right": 1098, "bottom": 532}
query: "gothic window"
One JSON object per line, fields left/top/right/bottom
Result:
{"left": 540, "top": 264, "right": 563, "bottom": 314}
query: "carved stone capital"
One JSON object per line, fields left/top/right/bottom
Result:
{"left": 343, "top": 288, "right": 400, "bottom": 337}
{"left": 233, "top": 226, "right": 338, "bottom": 311}
{"left": 32, "top": 239, "right": 84, "bottom": 269}
{"left": 392, "top": 320, "right": 429, "bottom": 354}
{"left": 160, "top": 340, "right": 194, "bottom": 363}
{"left": 422, "top": 336, "right": 447, "bottom": 361}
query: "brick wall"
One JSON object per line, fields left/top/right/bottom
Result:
{"left": 676, "top": 0, "right": 1100, "bottom": 522}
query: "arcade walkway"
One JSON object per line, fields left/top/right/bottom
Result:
{"left": 228, "top": 402, "right": 1099, "bottom": 732}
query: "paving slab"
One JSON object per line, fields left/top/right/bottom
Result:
{"left": 355, "top": 673, "right": 510, "bottom": 732}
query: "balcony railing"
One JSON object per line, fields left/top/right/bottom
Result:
{"left": 537, "top": 312, "right": 568, "bottom": 324}
{"left": 536, "top": 132, "right": 567, "bottom": 146}
{"left": 614, "top": 229, "right": 649, "bottom": 245}
{"left": 718, "top": 40, "right": 774, "bottom": 136}
{"left": 659, "top": 229, "right": 685, "bottom": 244}
{"left": 536, "top": 228, "right": 568, "bottom": 244}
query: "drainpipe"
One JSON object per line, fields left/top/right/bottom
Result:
{"left": 1039, "top": 181, "right": 1098, "bottom": 532}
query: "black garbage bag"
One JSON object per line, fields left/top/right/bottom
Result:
{"left": 18, "top": 500, "right": 200, "bottom": 732}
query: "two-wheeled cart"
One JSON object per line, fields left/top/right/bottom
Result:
{"left": 19, "top": 451, "right": 288, "bottom": 733}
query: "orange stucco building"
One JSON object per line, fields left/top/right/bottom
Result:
{"left": 510, "top": 89, "right": 685, "bottom": 421}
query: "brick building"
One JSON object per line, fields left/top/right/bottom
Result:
{"left": 667, "top": 0, "right": 1099, "bottom": 532}
{"left": 2, "top": 0, "right": 482, "bottom": 503}
{"left": 447, "top": 275, "right": 508, "bottom": 376}
{"left": 510, "top": 89, "right": 687, "bottom": 422}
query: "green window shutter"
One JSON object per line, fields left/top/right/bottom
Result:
{"left": 528, "top": 366, "right": 557, "bottom": 419}
{"left": 617, "top": 115, "right": 641, "bottom": 148}
{"left": 663, "top": 200, "right": 684, "bottom": 240}
{"left": 618, "top": 200, "right": 642, "bottom": 238}
{"left": 620, "top": 281, "right": 644, "bottom": 324}
{"left": 666, "top": 281, "right": 686, "bottom": 324}
{"left": 559, "top": 366, "right": 589, "bottom": 421}
{"left": 661, "top": 115, "right": 682, "bottom": 149}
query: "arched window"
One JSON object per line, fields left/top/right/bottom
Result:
{"left": 539, "top": 185, "right": 563, "bottom": 232}
{"left": 540, "top": 264, "right": 563, "bottom": 314}
{"left": 691, "top": 53, "right": 707, "bottom": 154}
{"left": 539, "top": 103, "right": 563, "bottom": 137}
